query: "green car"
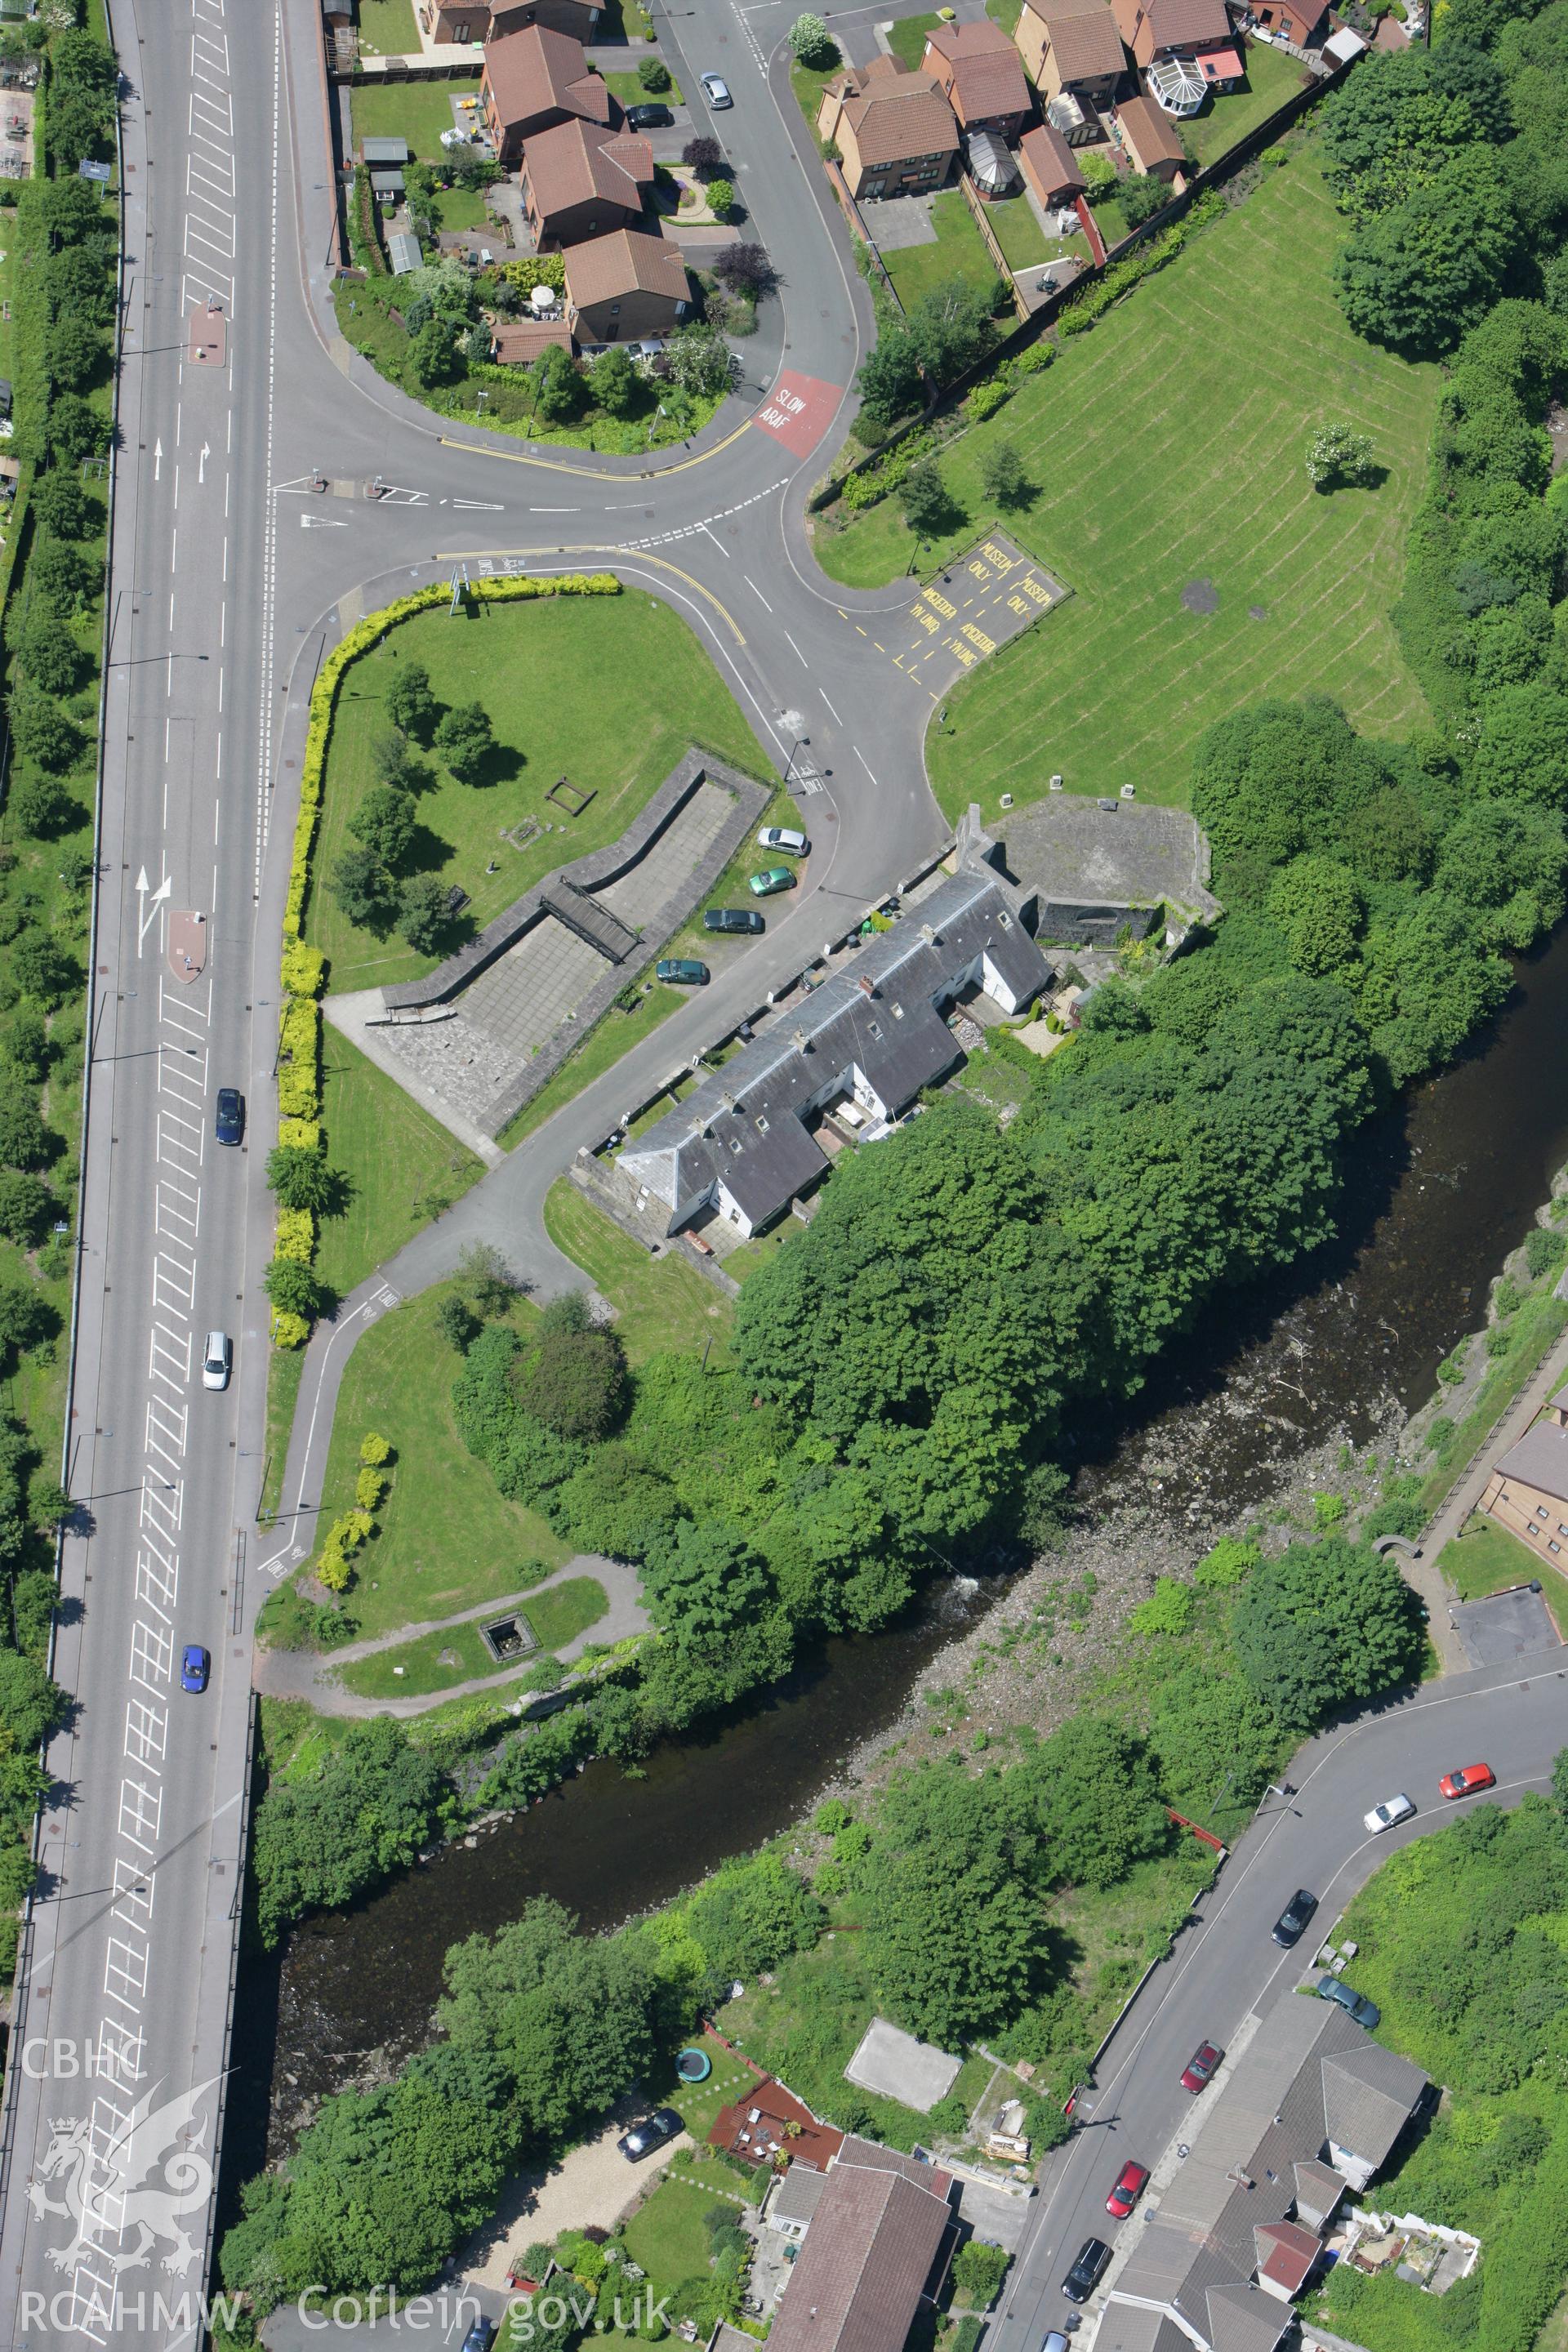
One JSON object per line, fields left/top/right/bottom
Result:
{"left": 656, "top": 958, "right": 710, "bottom": 985}
{"left": 749, "top": 866, "right": 794, "bottom": 898}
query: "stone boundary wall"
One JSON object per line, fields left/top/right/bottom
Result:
{"left": 381, "top": 750, "right": 770, "bottom": 1138}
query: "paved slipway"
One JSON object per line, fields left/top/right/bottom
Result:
{"left": 254, "top": 1554, "right": 650, "bottom": 1716}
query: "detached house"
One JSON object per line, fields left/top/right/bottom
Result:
{"left": 1102, "top": 2002, "right": 1428, "bottom": 2352}
{"left": 1016, "top": 0, "right": 1128, "bottom": 114}
{"left": 421, "top": 0, "right": 603, "bottom": 39}
{"left": 1481, "top": 1383, "right": 1568, "bottom": 1566}
{"left": 482, "top": 23, "right": 613, "bottom": 165}
{"left": 921, "top": 20, "right": 1033, "bottom": 138}
{"left": 618, "top": 870, "right": 1050, "bottom": 1240}
{"left": 816, "top": 55, "right": 961, "bottom": 201}
{"left": 564, "top": 225, "right": 691, "bottom": 345}
{"left": 1111, "top": 0, "right": 1242, "bottom": 107}
{"left": 522, "top": 118, "right": 654, "bottom": 246}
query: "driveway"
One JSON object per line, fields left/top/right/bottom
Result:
{"left": 1451, "top": 1584, "right": 1561, "bottom": 1667}
{"left": 458, "top": 2096, "right": 694, "bottom": 2288}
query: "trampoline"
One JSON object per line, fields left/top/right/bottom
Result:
{"left": 676, "top": 2047, "right": 712, "bottom": 2083}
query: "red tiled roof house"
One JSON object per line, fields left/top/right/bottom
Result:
{"left": 1116, "top": 89, "right": 1187, "bottom": 175}
{"left": 521, "top": 118, "right": 654, "bottom": 247}
{"left": 1015, "top": 0, "right": 1127, "bottom": 109}
{"left": 482, "top": 24, "right": 613, "bottom": 165}
{"left": 421, "top": 0, "right": 602, "bottom": 42}
{"left": 816, "top": 55, "right": 961, "bottom": 202}
{"left": 1111, "top": 0, "right": 1243, "bottom": 95}
{"left": 920, "top": 20, "right": 1032, "bottom": 137}
{"left": 564, "top": 226, "right": 691, "bottom": 345}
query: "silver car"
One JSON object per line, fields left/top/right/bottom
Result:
{"left": 701, "top": 71, "right": 733, "bottom": 107}
{"left": 1363, "top": 1793, "right": 1415, "bottom": 1836}
{"left": 757, "top": 824, "right": 808, "bottom": 855}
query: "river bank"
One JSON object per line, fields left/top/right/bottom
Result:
{"left": 231, "top": 922, "right": 1568, "bottom": 2166}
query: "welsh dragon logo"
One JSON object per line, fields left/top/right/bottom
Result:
{"left": 28, "top": 2077, "right": 219, "bottom": 2278}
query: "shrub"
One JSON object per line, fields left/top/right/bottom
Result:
{"left": 636, "top": 56, "right": 670, "bottom": 89}
{"left": 1194, "top": 1535, "right": 1259, "bottom": 1588}
{"left": 1526, "top": 1226, "right": 1566, "bottom": 1279}
{"left": 967, "top": 377, "right": 1012, "bottom": 421}
{"left": 274, "top": 1207, "right": 316, "bottom": 1263}
{"left": 1129, "top": 1575, "right": 1196, "bottom": 1637}
{"left": 356, "top": 1468, "right": 387, "bottom": 1512}
{"left": 272, "top": 1311, "right": 310, "bottom": 1350}
{"left": 361, "top": 1432, "right": 393, "bottom": 1467}
{"left": 952, "top": 2242, "right": 1009, "bottom": 2309}
{"left": 705, "top": 177, "right": 735, "bottom": 222}
{"left": 1307, "top": 423, "right": 1377, "bottom": 491}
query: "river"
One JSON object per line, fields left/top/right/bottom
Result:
{"left": 229, "top": 925, "right": 1568, "bottom": 2167}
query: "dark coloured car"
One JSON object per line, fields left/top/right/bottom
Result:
{"left": 1180, "top": 2040, "right": 1223, "bottom": 2094}
{"left": 1106, "top": 2161, "right": 1150, "bottom": 2220}
{"left": 215, "top": 1086, "right": 244, "bottom": 1145}
{"left": 460, "top": 2325, "right": 496, "bottom": 2352}
{"left": 1317, "top": 1975, "right": 1380, "bottom": 2029}
{"left": 1062, "top": 2240, "right": 1111, "bottom": 2304}
{"left": 655, "top": 958, "right": 710, "bottom": 985}
{"left": 618, "top": 2107, "right": 684, "bottom": 2162}
{"left": 1272, "top": 1889, "right": 1318, "bottom": 1949}
{"left": 180, "top": 1644, "right": 210, "bottom": 1694}
{"left": 626, "top": 100, "right": 673, "bottom": 127}
{"left": 704, "top": 906, "right": 764, "bottom": 934}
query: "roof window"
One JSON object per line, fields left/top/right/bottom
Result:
{"left": 868, "top": 1020, "right": 882, "bottom": 1039}
{"left": 755, "top": 1115, "right": 770, "bottom": 1134}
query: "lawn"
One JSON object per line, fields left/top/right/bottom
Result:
{"left": 542, "top": 1180, "right": 733, "bottom": 1366}
{"left": 337, "top": 1575, "right": 608, "bottom": 1698}
{"left": 354, "top": 0, "right": 421, "bottom": 53}
{"left": 315, "top": 1030, "right": 486, "bottom": 1299}
{"left": 1439, "top": 1514, "right": 1568, "bottom": 1637}
{"left": 261, "top": 1347, "right": 305, "bottom": 1527}
{"left": 791, "top": 56, "right": 845, "bottom": 149}
{"left": 602, "top": 66, "right": 685, "bottom": 104}
{"left": 987, "top": 192, "right": 1087, "bottom": 274}
{"left": 294, "top": 1281, "right": 574, "bottom": 1642}
{"left": 350, "top": 76, "right": 480, "bottom": 161}
{"left": 885, "top": 11, "right": 942, "bottom": 66}
{"left": 623, "top": 2172, "right": 745, "bottom": 2293}
{"left": 1090, "top": 190, "right": 1133, "bottom": 250}
{"left": 816, "top": 149, "right": 1439, "bottom": 811}
{"left": 305, "top": 592, "right": 770, "bottom": 991}
{"left": 1183, "top": 39, "right": 1310, "bottom": 169}
{"left": 882, "top": 190, "right": 1004, "bottom": 308}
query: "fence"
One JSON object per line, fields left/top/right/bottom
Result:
{"left": 810, "top": 34, "right": 1359, "bottom": 514}
{"left": 824, "top": 157, "right": 905, "bottom": 314}
{"left": 958, "top": 169, "right": 1029, "bottom": 318}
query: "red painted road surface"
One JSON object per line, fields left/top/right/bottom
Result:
{"left": 752, "top": 372, "right": 841, "bottom": 458}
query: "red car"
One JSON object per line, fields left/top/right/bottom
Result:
{"left": 1181, "top": 2042, "right": 1224, "bottom": 2094}
{"left": 1107, "top": 2160, "right": 1150, "bottom": 2219}
{"left": 1439, "top": 1762, "right": 1496, "bottom": 1799}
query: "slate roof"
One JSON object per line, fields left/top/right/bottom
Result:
{"left": 1098, "top": 2311, "right": 1196, "bottom": 2352}
{"left": 1106, "top": 2003, "right": 1427, "bottom": 2352}
{"left": 771, "top": 2167, "right": 831, "bottom": 2230}
{"left": 827, "top": 56, "right": 961, "bottom": 167}
{"left": 923, "top": 18, "right": 1031, "bottom": 117}
{"left": 767, "top": 2161, "right": 952, "bottom": 2352}
{"left": 523, "top": 115, "right": 653, "bottom": 221}
{"left": 1291, "top": 2160, "right": 1345, "bottom": 2224}
{"left": 620, "top": 871, "right": 1049, "bottom": 1233}
{"left": 1027, "top": 0, "right": 1128, "bottom": 78}
{"left": 1493, "top": 1417, "right": 1568, "bottom": 1506}
{"left": 564, "top": 225, "right": 690, "bottom": 307}
{"left": 485, "top": 23, "right": 612, "bottom": 130}
{"left": 838, "top": 2136, "right": 953, "bottom": 2196}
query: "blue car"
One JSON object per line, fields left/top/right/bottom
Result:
{"left": 215, "top": 1087, "right": 244, "bottom": 1145}
{"left": 180, "top": 1645, "right": 210, "bottom": 1694}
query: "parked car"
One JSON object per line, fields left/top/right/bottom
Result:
{"left": 180, "top": 1644, "right": 209, "bottom": 1694}
{"left": 460, "top": 2325, "right": 496, "bottom": 2352}
{"left": 215, "top": 1086, "right": 244, "bottom": 1145}
{"left": 1180, "top": 2041, "right": 1223, "bottom": 2093}
{"left": 1106, "top": 2161, "right": 1150, "bottom": 2220}
{"left": 201, "top": 1331, "right": 232, "bottom": 1392}
{"left": 1364, "top": 1793, "right": 1415, "bottom": 1835}
{"left": 749, "top": 866, "right": 794, "bottom": 897}
{"left": 1317, "top": 1975, "right": 1380, "bottom": 2029}
{"left": 704, "top": 906, "right": 764, "bottom": 934}
{"left": 701, "top": 70, "right": 733, "bottom": 106}
{"left": 757, "top": 825, "right": 808, "bottom": 855}
{"left": 1439, "top": 1762, "right": 1496, "bottom": 1799}
{"left": 1062, "top": 2240, "right": 1111, "bottom": 2304}
{"left": 1043, "top": 2336, "right": 1071, "bottom": 2352}
{"left": 617, "top": 2108, "right": 684, "bottom": 2161}
{"left": 655, "top": 958, "right": 710, "bottom": 985}
{"left": 626, "top": 100, "right": 673, "bottom": 127}
{"left": 1271, "top": 1888, "right": 1318, "bottom": 1948}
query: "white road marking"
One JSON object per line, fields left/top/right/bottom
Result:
{"left": 819, "top": 687, "right": 842, "bottom": 722}
{"left": 744, "top": 575, "right": 773, "bottom": 610}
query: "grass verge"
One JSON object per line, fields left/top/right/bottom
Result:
{"left": 337, "top": 1576, "right": 607, "bottom": 1699}
{"left": 542, "top": 1179, "right": 733, "bottom": 1365}
{"left": 259, "top": 1347, "right": 306, "bottom": 1528}
{"left": 314, "top": 1030, "right": 485, "bottom": 1299}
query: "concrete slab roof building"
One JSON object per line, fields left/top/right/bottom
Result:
{"left": 617, "top": 867, "right": 1050, "bottom": 1238}
{"left": 1102, "top": 2002, "right": 1428, "bottom": 2352}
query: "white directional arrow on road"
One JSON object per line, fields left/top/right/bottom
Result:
{"left": 153, "top": 439, "right": 163, "bottom": 482}
{"left": 136, "top": 865, "right": 172, "bottom": 955}
{"left": 198, "top": 441, "right": 210, "bottom": 484}
{"left": 301, "top": 514, "right": 347, "bottom": 528}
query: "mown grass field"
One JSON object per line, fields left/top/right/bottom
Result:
{"left": 814, "top": 149, "right": 1438, "bottom": 812}
{"left": 304, "top": 593, "right": 769, "bottom": 991}
{"left": 337, "top": 1575, "right": 608, "bottom": 1698}
{"left": 314, "top": 1029, "right": 485, "bottom": 1300}
{"left": 542, "top": 1180, "right": 733, "bottom": 1365}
